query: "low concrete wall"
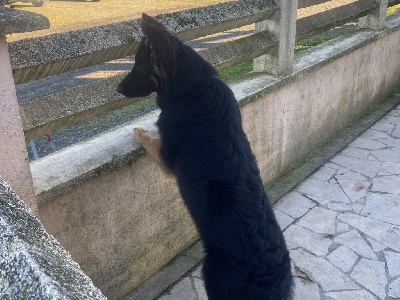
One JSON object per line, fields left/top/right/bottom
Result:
{"left": 33, "top": 14, "right": 400, "bottom": 299}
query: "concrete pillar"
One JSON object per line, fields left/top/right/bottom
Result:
{"left": 253, "top": 0, "right": 298, "bottom": 75}
{"left": 0, "top": 36, "right": 38, "bottom": 215}
{"left": 0, "top": 7, "right": 49, "bottom": 215}
{"left": 359, "top": 0, "right": 388, "bottom": 30}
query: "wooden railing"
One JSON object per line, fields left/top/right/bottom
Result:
{"left": 8, "top": 0, "right": 400, "bottom": 141}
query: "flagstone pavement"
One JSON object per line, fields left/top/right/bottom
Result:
{"left": 157, "top": 104, "right": 400, "bottom": 300}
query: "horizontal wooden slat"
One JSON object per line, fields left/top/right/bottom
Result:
{"left": 200, "top": 31, "right": 277, "bottom": 71}
{"left": 20, "top": 75, "right": 142, "bottom": 141}
{"left": 10, "top": 0, "right": 276, "bottom": 84}
{"left": 298, "top": 0, "right": 331, "bottom": 9}
{"left": 13, "top": 43, "right": 139, "bottom": 86}
{"left": 296, "top": 0, "right": 378, "bottom": 41}
{"left": 176, "top": 11, "right": 274, "bottom": 43}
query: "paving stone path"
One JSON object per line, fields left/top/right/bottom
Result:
{"left": 157, "top": 103, "right": 400, "bottom": 300}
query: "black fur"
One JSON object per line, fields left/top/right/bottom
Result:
{"left": 117, "top": 13, "right": 293, "bottom": 300}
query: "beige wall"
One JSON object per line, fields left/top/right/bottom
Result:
{"left": 38, "top": 28, "right": 400, "bottom": 299}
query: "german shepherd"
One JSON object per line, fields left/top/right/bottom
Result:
{"left": 117, "top": 13, "right": 293, "bottom": 300}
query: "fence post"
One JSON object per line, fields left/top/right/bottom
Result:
{"left": 359, "top": 0, "right": 388, "bottom": 30}
{"left": 0, "top": 7, "right": 49, "bottom": 216}
{"left": 253, "top": 0, "right": 298, "bottom": 75}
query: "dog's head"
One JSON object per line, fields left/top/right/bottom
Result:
{"left": 117, "top": 13, "right": 179, "bottom": 98}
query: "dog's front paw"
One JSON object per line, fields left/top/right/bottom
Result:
{"left": 133, "top": 126, "right": 172, "bottom": 175}
{"left": 133, "top": 127, "right": 155, "bottom": 145}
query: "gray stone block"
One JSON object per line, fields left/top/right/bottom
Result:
{"left": 0, "top": 176, "right": 105, "bottom": 299}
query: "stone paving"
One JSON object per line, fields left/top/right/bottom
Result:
{"left": 157, "top": 103, "right": 400, "bottom": 300}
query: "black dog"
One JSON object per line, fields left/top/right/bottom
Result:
{"left": 117, "top": 13, "right": 293, "bottom": 300}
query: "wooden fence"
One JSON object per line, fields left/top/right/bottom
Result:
{"left": 8, "top": 0, "right": 400, "bottom": 142}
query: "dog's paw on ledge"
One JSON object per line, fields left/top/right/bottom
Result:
{"left": 133, "top": 126, "right": 173, "bottom": 176}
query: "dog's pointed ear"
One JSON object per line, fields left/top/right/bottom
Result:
{"left": 141, "top": 13, "right": 167, "bottom": 38}
{"left": 141, "top": 13, "right": 177, "bottom": 79}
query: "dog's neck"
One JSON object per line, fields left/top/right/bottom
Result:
{"left": 156, "top": 77, "right": 216, "bottom": 110}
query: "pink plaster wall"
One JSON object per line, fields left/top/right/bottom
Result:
{"left": 0, "top": 36, "right": 37, "bottom": 215}
{"left": 39, "top": 154, "right": 198, "bottom": 299}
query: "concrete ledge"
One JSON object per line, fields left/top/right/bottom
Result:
{"left": 0, "top": 7, "right": 49, "bottom": 36}
{"left": 30, "top": 13, "right": 400, "bottom": 206}
{"left": 0, "top": 176, "right": 105, "bottom": 299}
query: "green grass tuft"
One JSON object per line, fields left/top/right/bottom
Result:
{"left": 218, "top": 61, "right": 253, "bottom": 82}
{"left": 387, "top": 4, "right": 400, "bottom": 16}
